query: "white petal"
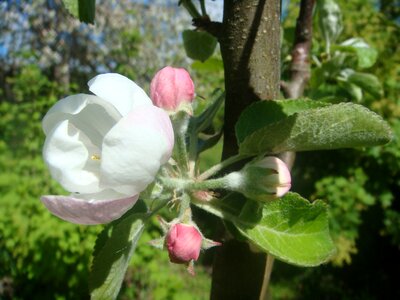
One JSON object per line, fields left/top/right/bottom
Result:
{"left": 43, "top": 120, "right": 101, "bottom": 194}
{"left": 41, "top": 194, "right": 139, "bottom": 225}
{"left": 100, "top": 105, "right": 174, "bottom": 195}
{"left": 42, "top": 94, "right": 121, "bottom": 136}
{"left": 42, "top": 94, "right": 124, "bottom": 194}
{"left": 88, "top": 73, "right": 152, "bottom": 116}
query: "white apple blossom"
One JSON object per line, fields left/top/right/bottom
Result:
{"left": 41, "top": 73, "right": 174, "bottom": 225}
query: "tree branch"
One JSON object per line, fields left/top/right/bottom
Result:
{"left": 281, "top": 0, "right": 315, "bottom": 99}
{"left": 192, "top": 17, "right": 223, "bottom": 39}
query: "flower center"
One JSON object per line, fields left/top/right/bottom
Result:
{"left": 91, "top": 154, "right": 101, "bottom": 161}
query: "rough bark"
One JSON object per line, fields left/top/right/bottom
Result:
{"left": 219, "top": 0, "right": 281, "bottom": 159}
{"left": 210, "top": 1, "right": 281, "bottom": 299}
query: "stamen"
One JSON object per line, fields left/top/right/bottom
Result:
{"left": 91, "top": 154, "right": 101, "bottom": 161}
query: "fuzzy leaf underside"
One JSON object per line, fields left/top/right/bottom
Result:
{"left": 235, "top": 99, "right": 330, "bottom": 144}
{"left": 237, "top": 101, "right": 392, "bottom": 155}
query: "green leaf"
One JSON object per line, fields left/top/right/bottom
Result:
{"left": 336, "top": 38, "right": 378, "bottom": 69}
{"left": 338, "top": 81, "right": 363, "bottom": 102}
{"left": 235, "top": 99, "right": 330, "bottom": 144}
{"left": 190, "top": 89, "right": 224, "bottom": 134}
{"left": 192, "top": 57, "right": 223, "bottom": 72}
{"left": 78, "top": 0, "right": 95, "bottom": 24}
{"left": 89, "top": 201, "right": 148, "bottom": 300}
{"left": 62, "top": 0, "right": 78, "bottom": 17}
{"left": 62, "top": 0, "right": 95, "bottom": 24}
{"left": 347, "top": 72, "right": 383, "bottom": 99}
{"left": 234, "top": 193, "right": 336, "bottom": 266}
{"left": 197, "top": 131, "right": 223, "bottom": 154}
{"left": 238, "top": 102, "right": 392, "bottom": 155}
{"left": 192, "top": 192, "right": 335, "bottom": 266}
{"left": 310, "top": 54, "right": 346, "bottom": 89}
{"left": 192, "top": 192, "right": 245, "bottom": 224}
{"left": 182, "top": 30, "right": 217, "bottom": 62}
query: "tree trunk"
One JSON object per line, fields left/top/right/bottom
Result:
{"left": 211, "top": 1, "right": 281, "bottom": 299}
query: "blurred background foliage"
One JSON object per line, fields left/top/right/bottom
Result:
{"left": 0, "top": 0, "right": 399, "bottom": 299}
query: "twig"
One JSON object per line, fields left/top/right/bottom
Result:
{"left": 199, "top": 0, "right": 207, "bottom": 16}
{"left": 179, "top": 0, "right": 201, "bottom": 18}
{"left": 192, "top": 17, "right": 222, "bottom": 39}
{"left": 198, "top": 154, "right": 246, "bottom": 181}
{"left": 281, "top": 0, "right": 315, "bottom": 99}
{"left": 259, "top": 254, "right": 275, "bottom": 300}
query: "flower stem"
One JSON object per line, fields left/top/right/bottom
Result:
{"left": 180, "top": 0, "right": 202, "bottom": 18}
{"left": 259, "top": 254, "right": 275, "bottom": 300}
{"left": 173, "top": 113, "right": 190, "bottom": 177}
{"left": 199, "top": 0, "right": 207, "bottom": 16}
{"left": 198, "top": 154, "right": 247, "bottom": 181}
{"left": 179, "top": 193, "right": 192, "bottom": 223}
{"left": 159, "top": 176, "right": 228, "bottom": 192}
{"left": 188, "top": 129, "right": 198, "bottom": 178}
{"left": 176, "top": 133, "right": 189, "bottom": 175}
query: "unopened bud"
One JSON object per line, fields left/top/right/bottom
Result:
{"left": 225, "top": 156, "right": 291, "bottom": 201}
{"left": 150, "top": 66, "right": 195, "bottom": 113}
{"left": 165, "top": 223, "right": 202, "bottom": 264}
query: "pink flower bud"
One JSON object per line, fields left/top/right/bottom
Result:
{"left": 150, "top": 66, "right": 195, "bottom": 112}
{"left": 165, "top": 223, "right": 202, "bottom": 264}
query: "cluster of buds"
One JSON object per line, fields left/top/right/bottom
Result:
{"left": 41, "top": 64, "right": 293, "bottom": 277}
{"left": 149, "top": 67, "right": 221, "bottom": 274}
{"left": 148, "top": 68, "right": 292, "bottom": 274}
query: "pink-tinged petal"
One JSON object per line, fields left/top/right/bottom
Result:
{"left": 40, "top": 194, "right": 139, "bottom": 225}
{"left": 258, "top": 157, "right": 292, "bottom": 197}
{"left": 122, "top": 105, "right": 174, "bottom": 158}
{"left": 275, "top": 183, "right": 292, "bottom": 197}
{"left": 228, "top": 156, "right": 292, "bottom": 201}
{"left": 150, "top": 66, "right": 194, "bottom": 111}
{"left": 100, "top": 105, "right": 174, "bottom": 195}
{"left": 88, "top": 73, "right": 152, "bottom": 116}
{"left": 174, "top": 67, "right": 195, "bottom": 103}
